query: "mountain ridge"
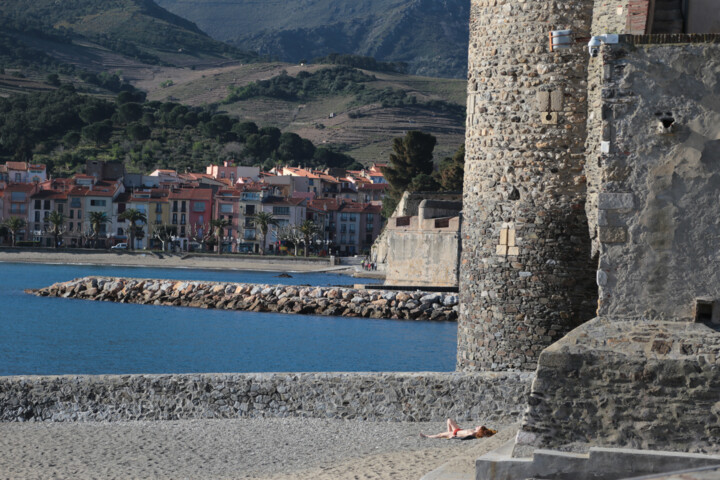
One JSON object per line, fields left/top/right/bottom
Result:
{"left": 155, "top": 0, "right": 470, "bottom": 78}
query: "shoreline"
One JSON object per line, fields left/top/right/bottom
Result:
{"left": 0, "top": 249, "right": 356, "bottom": 274}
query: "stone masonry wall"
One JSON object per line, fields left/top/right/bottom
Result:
{"left": 585, "top": 39, "right": 720, "bottom": 321}
{"left": 0, "top": 372, "right": 533, "bottom": 424}
{"left": 459, "top": 0, "right": 598, "bottom": 372}
{"left": 32, "top": 277, "right": 460, "bottom": 322}
{"left": 513, "top": 317, "right": 720, "bottom": 455}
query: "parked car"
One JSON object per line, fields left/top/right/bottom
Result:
{"left": 188, "top": 242, "right": 202, "bottom": 252}
{"left": 111, "top": 243, "right": 128, "bottom": 250}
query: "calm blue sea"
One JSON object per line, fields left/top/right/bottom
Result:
{"left": 0, "top": 262, "right": 457, "bottom": 375}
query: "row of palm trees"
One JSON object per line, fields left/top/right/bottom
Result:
{"left": 1, "top": 209, "right": 323, "bottom": 256}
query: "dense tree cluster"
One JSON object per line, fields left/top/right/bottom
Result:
{"left": 225, "top": 67, "right": 375, "bottom": 103}
{"left": 225, "top": 66, "right": 465, "bottom": 120}
{"left": 312, "top": 54, "right": 408, "bottom": 74}
{"left": 0, "top": 85, "right": 361, "bottom": 177}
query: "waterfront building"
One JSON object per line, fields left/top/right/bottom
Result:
{"left": 29, "top": 188, "right": 68, "bottom": 247}
{"left": 114, "top": 188, "right": 167, "bottom": 249}
{"left": 308, "top": 198, "right": 382, "bottom": 256}
{"left": 0, "top": 182, "right": 37, "bottom": 243}
{"left": 168, "top": 186, "right": 213, "bottom": 251}
{"left": 261, "top": 196, "right": 307, "bottom": 253}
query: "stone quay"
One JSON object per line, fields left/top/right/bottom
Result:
{"left": 29, "top": 277, "right": 460, "bottom": 322}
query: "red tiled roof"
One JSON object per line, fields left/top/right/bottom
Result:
{"left": 358, "top": 183, "right": 389, "bottom": 191}
{"left": 169, "top": 188, "right": 213, "bottom": 201}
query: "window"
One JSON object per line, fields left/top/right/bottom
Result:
{"left": 10, "top": 204, "right": 26, "bottom": 214}
{"left": 244, "top": 229, "right": 256, "bottom": 240}
{"left": 181, "top": 214, "right": 186, "bottom": 225}
{"left": 173, "top": 201, "right": 178, "bottom": 212}
{"left": 155, "top": 204, "right": 162, "bottom": 213}
{"left": 273, "top": 206, "right": 290, "bottom": 215}
{"left": 69, "top": 210, "right": 74, "bottom": 219}
{"left": 44, "top": 200, "right": 50, "bottom": 210}
{"left": 193, "top": 202, "right": 205, "bottom": 212}
{"left": 43, "top": 211, "right": 49, "bottom": 220}
{"left": 34, "top": 200, "right": 41, "bottom": 209}
{"left": 35, "top": 211, "right": 40, "bottom": 222}
{"left": 220, "top": 203, "right": 233, "bottom": 213}
{"left": 308, "top": 179, "right": 314, "bottom": 186}
{"left": 242, "top": 192, "right": 260, "bottom": 201}
{"left": 181, "top": 201, "right": 186, "bottom": 213}
{"left": 341, "top": 213, "right": 348, "bottom": 221}
{"left": 220, "top": 171, "right": 226, "bottom": 178}
{"left": 57, "top": 204, "right": 64, "bottom": 214}
{"left": 341, "top": 224, "right": 346, "bottom": 233}
{"left": 180, "top": 226, "right": 186, "bottom": 236}
{"left": 245, "top": 205, "right": 255, "bottom": 215}
{"left": 71, "top": 198, "right": 81, "bottom": 208}
{"left": 156, "top": 214, "right": 162, "bottom": 223}
{"left": 117, "top": 228, "right": 123, "bottom": 235}
{"left": 198, "top": 215, "right": 204, "bottom": 224}
{"left": 349, "top": 234, "right": 355, "bottom": 244}
{"left": 172, "top": 213, "right": 178, "bottom": 225}
{"left": 69, "top": 223, "right": 73, "bottom": 231}
{"left": 77, "top": 222, "right": 81, "bottom": 231}
{"left": 341, "top": 234, "right": 347, "bottom": 244}
{"left": 90, "top": 199, "right": 106, "bottom": 207}
{"left": 11, "top": 192, "right": 26, "bottom": 202}
{"left": 367, "top": 223, "right": 374, "bottom": 231}
{"left": 349, "top": 224, "right": 355, "bottom": 233}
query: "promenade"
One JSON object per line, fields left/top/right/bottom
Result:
{"left": 0, "top": 249, "right": 352, "bottom": 273}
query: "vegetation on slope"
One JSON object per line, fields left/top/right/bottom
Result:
{"left": 224, "top": 67, "right": 465, "bottom": 119}
{"left": 0, "top": 85, "right": 362, "bottom": 178}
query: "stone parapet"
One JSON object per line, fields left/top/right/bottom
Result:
{"left": 30, "top": 277, "right": 459, "bottom": 322}
{"left": 514, "top": 317, "right": 720, "bottom": 455}
{"left": 0, "top": 372, "right": 533, "bottom": 423}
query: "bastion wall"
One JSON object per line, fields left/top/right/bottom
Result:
{"left": 458, "top": 0, "right": 599, "bottom": 372}
{"left": 0, "top": 372, "right": 533, "bottom": 424}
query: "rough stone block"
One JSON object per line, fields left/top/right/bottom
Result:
{"left": 508, "top": 246, "right": 520, "bottom": 256}
{"left": 599, "top": 227, "right": 628, "bottom": 243}
{"left": 598, "top": 193, "right": 635, "bottom": 210}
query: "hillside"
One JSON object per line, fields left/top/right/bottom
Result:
{"left": 142, "top": 62, "right": 467, "bottom": 164}
{"left": 154, "top": 0, "right": 470, "bottom": 78}
{"left": 0, "top": 0, "right": 256, "bottom": 66}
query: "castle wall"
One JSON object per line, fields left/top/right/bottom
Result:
{"left": 0, "top": 372, "right": 532, "bottom": 424}
{"left": 586, "top": 38, "right": 720, "bottom": 321}
{"left": 384, "top": 215, "right": 461, "bottom": 287}
{"left": 459, "top": 0, "right": 598, "bottom": 372}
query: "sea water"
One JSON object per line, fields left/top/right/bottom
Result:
{"left": 0, "top": 262, "right": 457, "bottom": 375}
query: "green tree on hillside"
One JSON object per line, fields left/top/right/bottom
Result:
{"left": 437, "top": 143, "right": 465, "bottom": 191}
{"left": 381, "top": 130, "right": 437, "bottom": 218}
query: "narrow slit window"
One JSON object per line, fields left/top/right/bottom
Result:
{"left": 696, "top": 300, "right": 713, "bottom": 323}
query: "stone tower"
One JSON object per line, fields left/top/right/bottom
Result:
{"left": 458, "top": 0, "right": 598, "bottom": 371}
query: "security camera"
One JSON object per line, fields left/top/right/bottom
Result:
{"left": 587, "top": 35, "right": 619, "bottom": 58}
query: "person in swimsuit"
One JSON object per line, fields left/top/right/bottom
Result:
{"left": 420, "top": 418, "right": 497, "bottom": 440}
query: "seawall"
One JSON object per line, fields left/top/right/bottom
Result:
{"left": 30, "top": 277, "right": 459, "bottom": 321}
{"left": 0, "top": 372, "right": 533, "bottom": 423}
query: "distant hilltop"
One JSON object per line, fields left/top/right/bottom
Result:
{"left": 155, "top": 0, "right": 471, "bottom": 78}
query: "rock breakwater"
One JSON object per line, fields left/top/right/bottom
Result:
{"left": 30, "top": 277, "right": 459, "bottom": 321}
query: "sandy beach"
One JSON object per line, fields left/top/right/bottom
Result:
{"left": 0, "top": 249, "right": 355, "bottom": 274}
{"left": 0, "top": 418, "right": 516, "bottom": 479}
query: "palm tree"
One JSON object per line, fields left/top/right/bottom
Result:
{"left": 2, "top": 216, "right": 26, "bottom": 247}
{"left": 210, "top": 218, "right": 231, "bottom": 254}
{"left": 252, "top": 211, "right": 278, "bottom": 255}
{"left": 88, "top": 211, "right": 108, "bottom": 249}
{"left": 47, "top": 210, "right": 66, "bottom": 249}
{"left": 298, "top": 220, "right": 321, "bottom": 257}
{"left": 118, "top": 208, "right": 147, "bottom": 250}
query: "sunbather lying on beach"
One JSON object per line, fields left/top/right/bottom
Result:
{"left": 420, "top": 419, "right": 497, "bottom": 440}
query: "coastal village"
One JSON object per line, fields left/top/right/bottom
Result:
{"left": 0, "top": 160, "right": 386, "bottom": 255}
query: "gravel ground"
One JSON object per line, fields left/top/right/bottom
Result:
{"left": 0, "top": 418, "right": 517, "bottom": 480}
